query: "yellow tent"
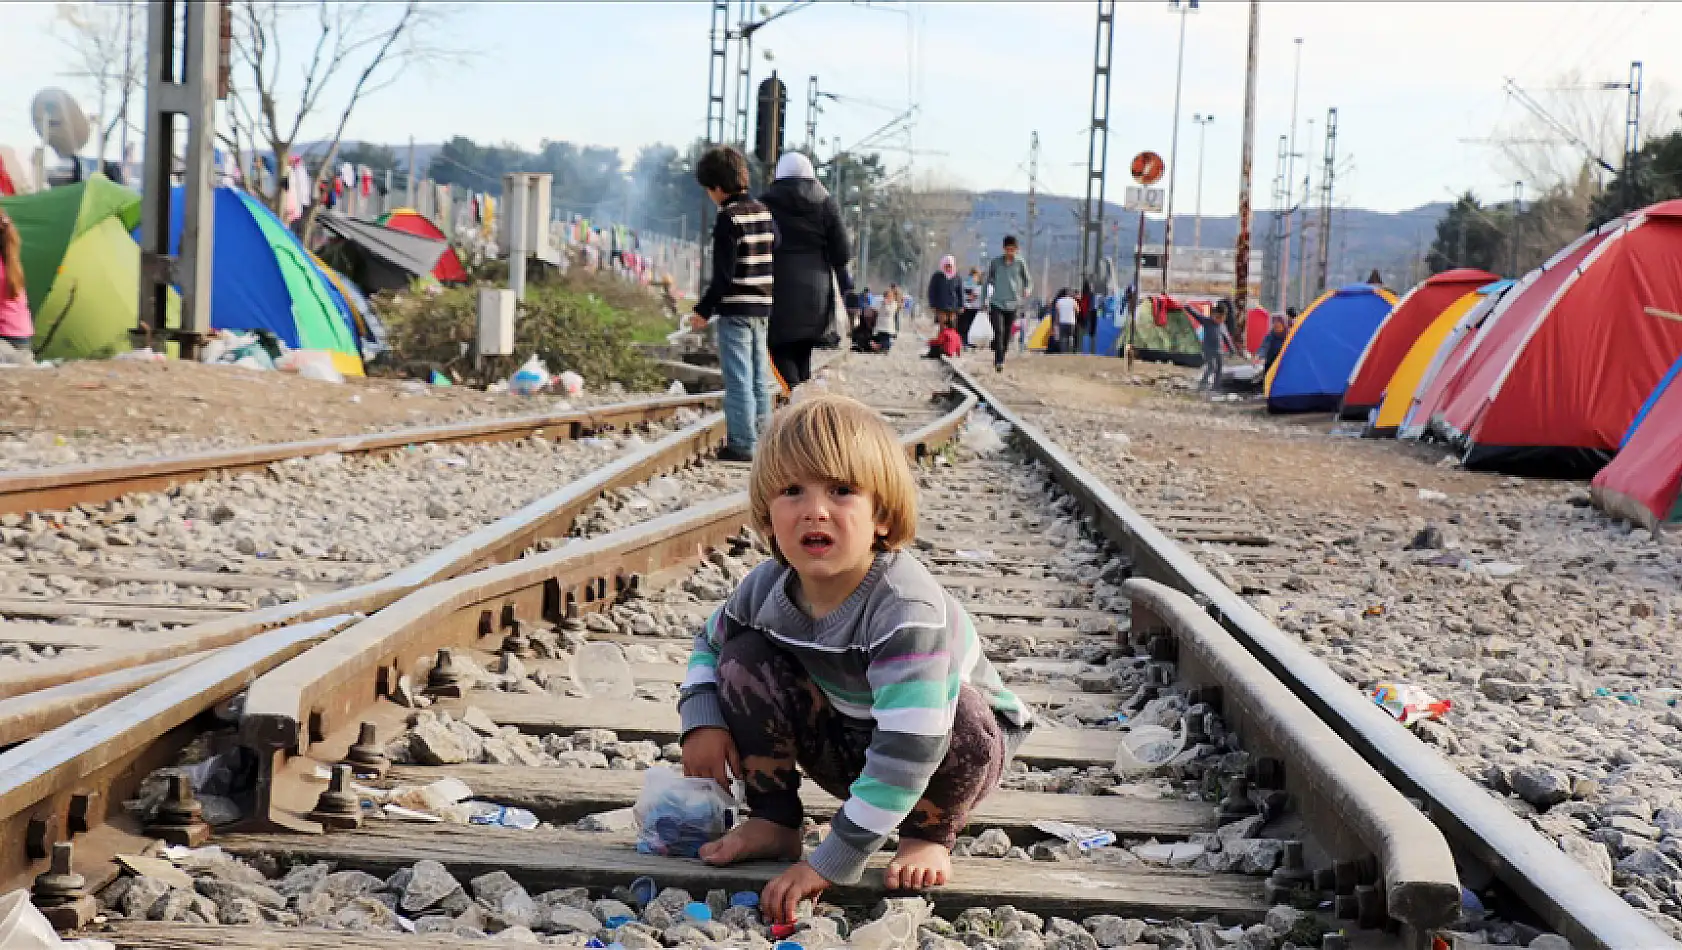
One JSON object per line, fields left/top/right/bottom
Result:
{"left": 1368, "top": 289, "right": 1484, "bottom": 436}
{"left": 1027, "top": 314, "right": 1053, "bottom": 350}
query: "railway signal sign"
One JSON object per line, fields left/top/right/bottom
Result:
{"left": 1124, "top": 186, "right": 1164, "bottom": 213}
{"left": 1130, "top": 151, "right": 1165, "bottom": 186}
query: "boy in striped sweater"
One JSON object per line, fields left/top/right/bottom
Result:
{"left": 690, "top": 145, "right": 778, "bottom": 463}
{"left": 679, "top": 395, "right": 1032, "bottom": 923}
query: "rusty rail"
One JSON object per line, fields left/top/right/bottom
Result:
{"left": 0, "top": 392, "right": 718, "bottom": 518}
{"left": 944, "top": 359, "right": 1674, "bottom": 950}
{"left": 0, "top": 387, "right": 970, "bottom": 896}
{"left": 0, "top": 410, "right": 726, "bottom": 723}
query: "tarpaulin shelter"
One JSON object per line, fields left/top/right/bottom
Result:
{"left": 317, "top": 210, "right": 449, "bottom": 295}
{"left": 1340, "top": 268, "right": 1497, "bottom": 421}
{"left": 0, "top": 174, "right": 173, "bottom": 360}
{"left": 1592, "top": 352, "right": 1682, "bottom": 530}
{"left": 156, "top": 185, "right": 363, "bottom": 375}
{"left": 1367, "top": 284, "right": 1495, "bottom": 437}
{"left": 1399, "top": 280, "right": 1513, "bottom": 441}
{"left": 377, "top": 208, "right": 468, "bottom": 283}
{"left": 1263, "top": 283, "right": 1397, "bottom": 413}
{"left": 1127, "top": 295, "right": 1206, "bottom": 366}
{"left": 1430, "top": 202, "right": 1682, "bottom": 474}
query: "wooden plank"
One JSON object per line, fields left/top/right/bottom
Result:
{"left": 0, "top": 564, "right": 338, "bottom": 593}
{"left": 530, "top": 658, "right": 1110, "bottom": 708}
{"left": 101, "top": 922, "right": 505, "bottom": 950}
{"left": 964, "top": 604, "right": 1113, "bottom": 625}
{"left": 460, "top": 694, "right": 1121, "bottom": 768}
{"left": 0, "top": 623, "right": 141, "bottom": 650}
{"left": 384, "top": 764, "right": 1215, "bottom": 839}
{"left": 217, "top": 824, "right": 1269, "bottom": 923}
{"left": 0, "top": 599, "right": 243, "bottom": 624}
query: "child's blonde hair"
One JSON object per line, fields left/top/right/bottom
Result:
{"left": 749, "top": 394, "right": 917, "bottom": 563}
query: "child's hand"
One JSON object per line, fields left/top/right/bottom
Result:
{"left": 681, "top": 727, "right": 740, "bottom": 791}
{"left": 762, "top": 861, "right": 829, "bottom": 925}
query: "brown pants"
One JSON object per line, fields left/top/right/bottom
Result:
{"left": 715, "top": 630, "right": 1006, "bottom": 846}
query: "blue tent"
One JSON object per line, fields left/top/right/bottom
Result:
{"left": 1265, "top": 283, "right": 1398, "bottom": 413}
{"left": 148, "top": 186, "right": 363, "bottom": 373}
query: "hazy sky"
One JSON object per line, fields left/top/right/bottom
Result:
{"left": 3, "top": 1, "right": 1673, "bottom": 215}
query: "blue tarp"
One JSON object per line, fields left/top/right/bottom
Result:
{"left": 1267, "top": 284, "right": 1396, "bottom": 413}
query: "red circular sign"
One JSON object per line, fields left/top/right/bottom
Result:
{"left": 1130, "top": 151, "right": 1165, "bottom": 186}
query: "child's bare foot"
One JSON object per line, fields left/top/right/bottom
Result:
{"left": 885, "top": 837, "right": 951, "bottom": 891}
{"left": 698, "top": 818, "right": 803, "bottom": 866}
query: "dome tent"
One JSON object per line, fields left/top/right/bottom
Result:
{"left": 1431, "top": 201, "right": 1682, "bottom": 475}
{"left": 1263, "top": 283, "right": 1397, "bottom": 413}
{"left": 0, "top": 174, "right": 176, "bottom": 360}
{"left": 1340, "top": 268, "right": 1497, "bottom": 421}
{"left": 1592, "top": 351, "right": 1682, "bottom": 531}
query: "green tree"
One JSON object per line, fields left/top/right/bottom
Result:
{"left": 1591, "top": 131, "right": 1682, "bottom": 226}
{"left": 1426, "top": 192, "right": 1508, "bottom": 274}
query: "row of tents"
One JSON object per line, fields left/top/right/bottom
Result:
{"left": 1253, "top": 198, "right": 1682, "bottom": 532}
{"left": 0, "top": 174, "right": 470, "bottom": 368}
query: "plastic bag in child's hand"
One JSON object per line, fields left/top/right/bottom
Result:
{"left": 633, "top": 766, "right": 740, "bottom": 858}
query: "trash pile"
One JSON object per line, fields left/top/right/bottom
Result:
{"left": 193, "top": 329, "right": 347, "bottom": 383}
{"left": 488, "top": 356, "right": 587, "bottom": 398}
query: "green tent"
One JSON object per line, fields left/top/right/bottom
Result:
{"left": 0, "top": 174, "right": 172, "bottom": 360}
{"left": 1127, "top": 294, "right": 1205, "bottom": 366}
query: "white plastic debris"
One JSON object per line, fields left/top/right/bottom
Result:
{"left": 1032, "top": 819, "right": 1117, "bottom": 850}
{"left": 509, "top": 356, "right": 551, "bottom": 396}
{"left": 556, "top": 370, "right": 585, "bottom": 397}
{"left": 1416, "top": 488, "right": 1447, "bottom": 502}
{"left": 0, "top": 890, "right": 114, "bottom": 950}
{"left": 571, "top": 641, "right": 636, "bottom": 699}
{"left": 1101, "top": 431, "right": 1132, "bottom": 446}
{"left": 1114, "top": 723, "right": 1186, "bottom": 772}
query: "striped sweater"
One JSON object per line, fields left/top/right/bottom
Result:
{"left": 678, "top": 551, "right": 1032, "bottom": 884}
{"left": 695, "top": 193, "right": 775, "bottom": 320}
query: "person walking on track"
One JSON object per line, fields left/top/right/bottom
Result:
{"left": 983, "top": 236, "right": 1033, "bottom": 372}
{"left": 927, "top": 255, "right": 963, "bottom": 331}
{"left": 762, "top": 152, "right": 851, "bottom": 390}
{"left": 690, "top": 145, "right": 776, "bottom": 462}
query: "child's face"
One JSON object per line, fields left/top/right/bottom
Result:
{"left": 768, "top": 475, "right": 888, "bottom": 593}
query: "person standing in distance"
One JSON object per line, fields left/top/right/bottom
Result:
{"left": 983, "top": 236, "right": 1032, "bottom": 372}
{"left": 690, "top": 145, "right": 776, "bottom": 462}
{"left": 762, "top": 152, "right": 852, "bottom": 389}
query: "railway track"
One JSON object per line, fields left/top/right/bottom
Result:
{"left": 0, "top": 351, "right": 1667, "bottom": 950}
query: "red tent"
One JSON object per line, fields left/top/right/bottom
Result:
{"left": 378, "top": 208, "right": 469, "bottom": 283}
{"left": 1592, "top": 355, "right": 1682, "bottom": 530}
{"left": 1338, "top": 268, "right": 1496, "bottom": 420}
{"left": 1243, "top": 306, "right": 1271, "bottom": 354}
{"left": 1432, "top": 201, "right": 1682, "bottom": 474}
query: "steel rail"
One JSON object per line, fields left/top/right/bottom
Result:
{"left": 0, "top": 392, "right": 719, "bottom": 517}
{"left": 0, "top": 389, "right": 972, "bottom": 896}
{"left": 0, "top": 411, "right": 727, "bottom": 726}
{"left": 943, "top": 359, "right": 1674, "bottom": 950}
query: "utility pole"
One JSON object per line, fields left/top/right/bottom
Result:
{"left": 407, "top": 136, "right": 416, "bottom": 206}
{"left": 138, "top": 0, "right": 220, "bottom": 359}
{"left": 805, "top": 75, "right": 819, "bottom": 153}
{"left": 1266, "top": 133, "right": 1286, "bottom": 307}
{"left": 732, "top": 0, "right": 753, "bottom": 148}
{"left": 1622, "top": 60, "right": 1643, "bottom": 212}
{"left": 1160, "top": 0, "right": 1197, "bottom": 294}
{"left": 1234, "top": 0, "right": 1259, "bottom": 329}
{"left": 1510, "top": 180, "right": 1523, "bottom": 276}
{"left": 1279, "top": 37, "right": 1303, "bottom": 312}
{"left": 1315, "top": 107, "right": 1336, "bottom": 295}
{"left": 699, "top": 0, "right": 731, "bottom": 296}
{"left": 1295, "top": 116, "right": 1314, "bottom": 309}
{"left": 1025, "top": 131, "right": 1040, "bottom": 272}
{"left": 1191, "top": 113, "right": 1214, "bottom": 248}
{"left": 1078, "top": 1, "right": 1117, "bottom": 313}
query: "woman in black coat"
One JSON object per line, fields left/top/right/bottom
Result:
{"left": 926, "top": 255, "right": 963, "bottom": 326}
{"left": 761, "top": 152, "right": 853, "bottom": 387}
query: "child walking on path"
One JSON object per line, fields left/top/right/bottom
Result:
{"left": 678, "top": 395, "right": 1032, "bottom": 923}
{"left": 690, "top": 145, "right": 777, "bottom": 462}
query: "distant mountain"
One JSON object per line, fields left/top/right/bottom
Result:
{"left": 962, "top": 190, "right": 1447, "bottom": 289}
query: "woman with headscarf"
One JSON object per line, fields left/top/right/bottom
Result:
{"left": 927, "top": 255, "right": 963, "bottom": 329}
{"left": 761, "top": 152, "right": 852, "bottom": 387}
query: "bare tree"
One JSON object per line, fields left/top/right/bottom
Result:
{"left": 53, "top": 1, "right": 145, "bottom": 167}
{"left": 221, "top": 1, "right": 456, "bottom": 244}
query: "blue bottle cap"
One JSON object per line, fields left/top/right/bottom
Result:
{"left": 584, "top": 941, "right": 606, "bottom": 949}
{"left": 628, "top": 876, "right": 658, "bottom": 905}
{"left": 683, "top": 901, "right": 713, "bottom": 921}
{"left": 730, "top": 891, "right": 760, "bottom": 908}
{"left": 604, "top": 915, "right": 635, "bottom": 929}
{"left": 772, "top": 942, "right": 805, "bottom": 950}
